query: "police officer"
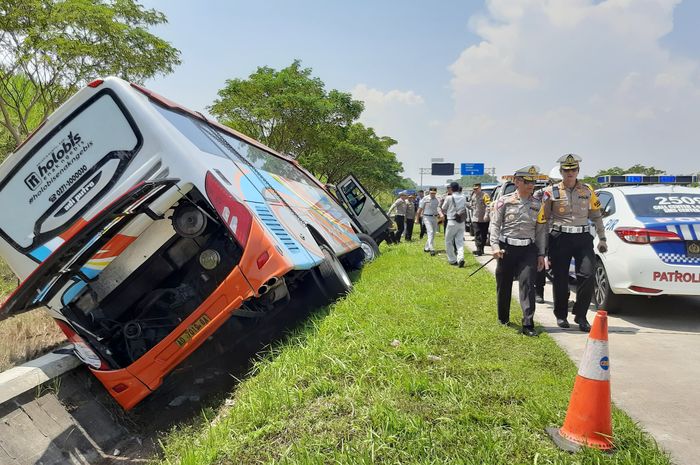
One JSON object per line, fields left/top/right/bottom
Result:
{"left": 405, "top": 194, "right": 416, "bottom": 241}
{"left": 388, "top": 191, "right": 408, "bottom": 243}
{"left": 470, "top": 182, "right": 491, "bottom": 256}
{"left": 417, "top": 187, "right": 440, "bottom": 256}
{"left": 442, "top": 181, "right": 467, "bottom": 267}
{"left": 538, "top": 154, "right": 607, "bottom": 332}
{"left": 489, "top": 166, "right": 546, "bottom": 337}
{"left": 416, "top": 190, "right": 427, "bottom": 238}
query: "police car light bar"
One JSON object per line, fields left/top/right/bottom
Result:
{"left": 597, "top": 175, "right": 698, "bottom": 186}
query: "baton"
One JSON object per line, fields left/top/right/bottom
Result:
{"left": 466, "top": 254, "right": 501, "bottom": 278}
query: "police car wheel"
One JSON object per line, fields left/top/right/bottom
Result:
{"left": 594, "top": 259, "right": 623, "bottom": 313}
{"left": 313, "top": 245, "right": 353, "bottom": 301}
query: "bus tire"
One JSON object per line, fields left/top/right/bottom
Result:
{"left": 357, "top": 233, "right": 380, "bottom": 264}
{"left": 313, "top": 245, "right": 353, "bottom": 301}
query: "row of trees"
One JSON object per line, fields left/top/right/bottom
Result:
{"left": 0, "top": 1, "right": 406, "bottom": 195}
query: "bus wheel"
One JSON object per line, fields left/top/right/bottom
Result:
{"left": 358, "top": 233, "right": 380, "bottom": 264}
{"left": 313, "top": 245, "right": 353, "bottom": 301}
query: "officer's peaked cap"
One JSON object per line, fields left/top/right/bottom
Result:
{"left": 514, "top": 165, "right": 541, "bottom": 181}
{"left": 557, "top": 153, "right": 581, "bottom": 169}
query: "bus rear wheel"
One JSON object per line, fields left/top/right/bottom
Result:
{"left": 312, "top": 245, "right": 353, "bottom": 302}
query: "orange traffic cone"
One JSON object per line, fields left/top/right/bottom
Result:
{"left": 547, "top": 310, "right": 613, "bottom": 452}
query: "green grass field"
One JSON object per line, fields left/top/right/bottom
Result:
{"left": 157, "top": 239, "right": 669, "bottom": 464}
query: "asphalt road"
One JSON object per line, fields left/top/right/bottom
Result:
{"left": 463, "top": 235, "right": 700, "bottom": 465}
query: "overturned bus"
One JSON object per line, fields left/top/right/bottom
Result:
{"left": 0, "top": 77, "right": 389, "bottom": 409}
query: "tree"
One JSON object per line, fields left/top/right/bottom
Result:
{"left": 0, "top": 0, "right": 181, "bottom": 150}
{"left": 457, "top": 174, "right": 498, "bottom": 187}
{"left": 210, "top": 61, "right": 405, "bottom": 194}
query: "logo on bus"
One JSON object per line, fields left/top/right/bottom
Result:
{"left": 24, "top": 131, "right": 83, "bottom": 192}
{"left": 24, "top": 172, "right": 41, "bottom": 190}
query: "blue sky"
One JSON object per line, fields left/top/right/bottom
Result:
{"left": 142, "top": 1, "right": 700, "bottom": 186}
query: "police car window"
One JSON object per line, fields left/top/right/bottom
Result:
{"left": 626, "top": 193, "right": 700, "bottom": 217}
{"left": 503, "top": 183, "right": 516, "bottom": 196}
{"left": 596, "top": 191, "right": 615, "bottom": 215}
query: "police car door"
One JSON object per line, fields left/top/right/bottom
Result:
{"left": 336, "top": 174, "right": 391, "bottom": 240}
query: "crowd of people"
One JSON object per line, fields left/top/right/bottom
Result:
{"left": 385, "top": 154, "right": 607, "bottom": 337}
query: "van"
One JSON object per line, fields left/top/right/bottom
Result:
{"left": 0, "top": 77, "right": 383, "bottom": 409}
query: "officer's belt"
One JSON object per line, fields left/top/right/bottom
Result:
{"left": 499, "top": 236, "right": 533, "bottom": 246}
{"left": 423, "top": 214, "right": 436, "bottom": 216}
{"left": 552, "top": 224, "right": 590, "bottom": 233}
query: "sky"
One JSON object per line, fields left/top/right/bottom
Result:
{"left": 141, "top": 0, "right": 700, "bottom": 187}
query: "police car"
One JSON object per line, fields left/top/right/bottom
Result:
{"left": 592, "top": 175, "right": 700, "bottom": 311}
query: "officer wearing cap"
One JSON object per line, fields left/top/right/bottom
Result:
{"left": 442, "top": 181, "right": 467, "bottom": 267}
{"left": 470, "top": 182, "right": 491, "bottom": 256}
{"left": 489, "top": 166, "right": 546, "bottom": 337}
{"left": 417, "top": 187, "right": 440, "bottom": 255}
{"left": 538, "top": 154, "right": 607, "bottom": 332}
{"left": 388, "top": 191, "right": 408, "bottom": 243}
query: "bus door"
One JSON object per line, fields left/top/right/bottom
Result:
{"left": 336, "top": 174, "right": 391, "bottom": 243}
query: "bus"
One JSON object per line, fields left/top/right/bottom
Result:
{"left": 0, "top": 77, "right": 384, "bottom": 409}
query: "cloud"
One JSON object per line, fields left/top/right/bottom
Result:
{"left": 352, "top": 84, "right": 425, "bottom": 106}
{"left": 444, "top": 0, "right": 700, "bottom": 176}
{"left": 351, "top": 84, "right": 436, "bottom": 184}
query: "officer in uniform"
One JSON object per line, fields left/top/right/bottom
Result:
{"left": 416, "top": 190, "right": 427, "bottom": 238}
{"left": 417, "top": 187, "right": 440, "bottom": 256}
{"left": 405, "top": 194, "right": 416, "bottom": 241}
{"left": 489, "top": 166, "right": 546, "bottom": 337}
{"left": 387, "top": 191, "right": 408, "bottom": 243}
{"left": 442, "top": 181, "right": 467, "bottom": 267}
{"left": 470, "top": 182, "right": 491, "bottom": 256}
{"left": 538, "top": 154, "right": 607, "bottom": 332}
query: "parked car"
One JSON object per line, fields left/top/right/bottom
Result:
{"left": 0, "top": 77, "right": 383, "bottom": 409}
{"left": 592, "top": 175, "right": 700, "bottom": 312}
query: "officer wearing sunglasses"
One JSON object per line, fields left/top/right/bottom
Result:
{"left": 537, "top": 154, "right": 608, "bottom": 332}
{"left": 489, "top": 165, "right": 547, "bottom": 337}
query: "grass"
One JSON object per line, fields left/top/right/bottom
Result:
{"left": 156, "top": 238, "right": 670, "bottom": 465}
{"left": 0, "top": 257, "right": 66, "bottom": 371}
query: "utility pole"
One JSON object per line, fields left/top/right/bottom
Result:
{"left": 419, "top": 168, "right": 431, "bottom": 189}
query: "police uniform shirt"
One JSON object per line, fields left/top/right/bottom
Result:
{"left": 442, "top": 192, "right": 467, "bottom": 220}
{"left": 470, "top": 191, "right": 491, "bottom": 223}
{"left": 405, "top": 200, "right": 416, "bottom": 219}
{"left": 419, "top": 196, "right": 439, "bottom": 216}
{"left": 489, "top": 192, "right": 546, "bottom": 255}
{"left": 389, "top": 197, "right": 407, "bottom": 216}
{"left": 538, "top": 181, "right": 605, "bottom": 238}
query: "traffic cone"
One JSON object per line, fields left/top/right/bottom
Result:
{"left": 547, "top": 310, "right": 613, "bottom": 452}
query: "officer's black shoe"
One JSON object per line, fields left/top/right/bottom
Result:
{"left": 430, "top": 251, "right": 436, "bottom": 256}
{"left": 535, "top": 295, "right": 545, "bottom": 304}
{"left": 424, "top": 249, "right": 430, "bottom": 253}
{"left": 458, "top": 259, "right": 465, "bottom": 268}
{"left": 449, "top": 261, "right": 458, "bottom": 266}
{"left": 522, "top": 326, "right": 537, "bottom": 337}
{"left": 499, "top": 319, "right": 510, "bottom": 326}
{"left": 574, "top": 317, "right": 591, "bottom": 333}
{"left": 556, "top": 318, "right": 570, "bottom": 329}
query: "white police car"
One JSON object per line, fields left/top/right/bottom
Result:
{"left": 592, "top": 175, "right": 700, "bottom": 311}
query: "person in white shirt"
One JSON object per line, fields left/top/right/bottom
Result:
{"left": 416, "top": 187, "right": 440, "bottom": 255}
{"left": 441, "top": 181, "right": 467, "bottom": 267}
